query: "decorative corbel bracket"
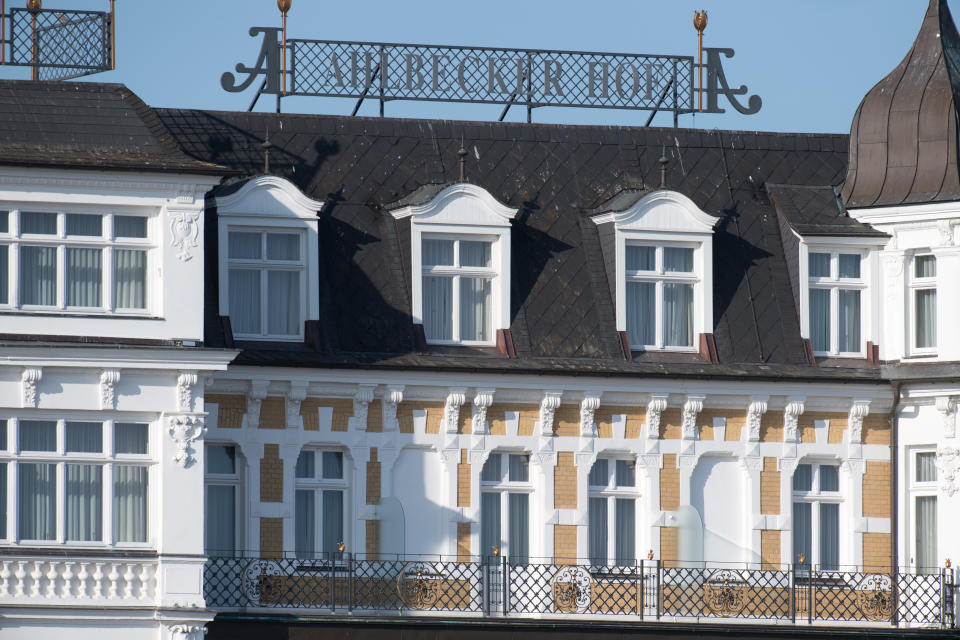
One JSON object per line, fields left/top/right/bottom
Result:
{"left": 936, "top": 446, "right": 960, "bottom": 497}
{"left": 246, "top": 381, "right": 268, "bottom": 428}
{"left": 539, "top": 391, "right": 563, "bottom": 437}
{"left": 351, "top": 384, "right": 377, "bottom": 431}
{"left": 383, "top": 386, "right": 405, "bottom": 432}
{"left": 100, "top": 369, "right": 121, "bottom": 410}
{"left": 286, "top": 381, "right": 309, "bottom": 429}
{"left": 443, "top": 388, "right": 468, "bottom": 434}
{"left": 936, "top": 396, "right": 958, "bottom": 439}
{"left": 646, "top": 395, "right": 669, "bottom": 440}
{"left": 168, "top": 414, "right": 206, "bottom": 468}
{"left": 472, "top": 389, "right": 495, "bottom": 435}
{"left": 681, "top": 395, "right": 705, "bottom": 441}
{"left": 580, "top": 393, "right": 602, "bottom": 437}
{"left": 783, "top": 399, "right": 805, "bottom": 444}
{"left": 176, "top": 371, "right": 199, "bottom": 413}
{"left": 21, "top": 367, "right": 42, "bottom": 408}
{"left": 746, "top": 397, "right": 768, "bottom": 442}
{"left": 848, "top": 400, "right": 871, "bottom": 444}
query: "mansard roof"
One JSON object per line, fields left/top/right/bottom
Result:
{"left": 157, "top": 107, "right": 864, "bottom": 378}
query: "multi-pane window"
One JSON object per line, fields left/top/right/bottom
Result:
{"left": 911, "top": 255, "right": 936, "bottom": 352}
{"left": 0, "top": 419, "right": 150, "bottom": 545}
{"left": 588, "top": 458, "right": 638, "bottom": 566}
{"left": 294, "top": 450, "right": 346, "bottom": 558}
{"left": 227, "top": 229, "right": 304, "bottom": 339}
{"left": 807, "top": 251, "right": 864, "bottom": 355}
{"left": 912, "top": 450, "right": 938, "bottom": 573}
{"left": 625, "top": 244, "right": 696, "bottom": 349}
{"left": 421, "top": 236, "right": 495, "bottom": 344}
{"left": 480, "top": 453, "right": 530, "bottom": 562}
{"left": 0, "top": 210, "right": 150, "bottom": 312}
{"left": 792, "top": 462, "right": 840, "bottom": 570}
{"left": 205, "top": 444, "right": 241, "bottom": 556}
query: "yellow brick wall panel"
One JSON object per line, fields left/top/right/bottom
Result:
{"left": 260, "top": 443, "right": 283, "bottom": 503}
{"left": 458, "top": 449, "right": 471, "bottom": 508}
{"left": 660, "top": 409, "right": 682, "bottom": 439}
{"left": 724, "top": 413, "right": 746, "bottom": 441}
{"left": 863, "top": 461, "right": 891, "bottom": 518}
{"left": 760, "top": 457, "right": 780, "bottom": 516}
{"left": 660, "top": 454, "right": 680, "bottom": 511}
{"left": 863, "top": 533, "right": 892, "bottom": 572}
{"left": 366, "top": 520, "right": 379, "bottom": 559}
{"left": 205, "top": 394, "right": 246, "bottom": 428}
{"left": 595, "top": 406, "right": 645, "bottom": 439}
{"left": 554, "top": 451, "right": 577, "bottom": 510}
{"left": 553, "top": 524, "right": 577, "bottom": 564}
{"left": 863, "top": 414, "right": 891, "bottom": 445}
{"left": 260, "top": 518, "right": 283, "bottom": 559}
{"left": 259, "top": 396, "right": 286, "bottom": 429}
{"left": 660, "top": 527, "right": 678, "bottom": 568}
{"left": 487, "top": 404, "right": 539, "bottom": 436}
{"left": 761, "top": 530, "right": 781, "bottom": 570}
{"left": 457, "top": 522, "right": 472, "bottom": 563}
{"left": 760, "top": 413, "right": 782, "bottom": 442}
{"left": 554, "top": 405, "right": 580, "bottom": 437}
{"left": 457, "top": 404, "right": 473, "bottom": 434}
{"left": 366, "top": 450, "right": 381, "bottom": 506}
{"left": 300, "top": 398, "right": 354, "bottom": 431}
{"left": 366, "top": 400, "right": 383, "bottom": 433}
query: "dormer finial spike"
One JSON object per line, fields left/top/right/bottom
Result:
{"left": 261, "top": 127, "right": 274, "bottom": 174}
{"left": 658, "top": 146, "right": 669, "bottom": 189}
{"left": 458, "top": 135, "right": 468, "bottom": 182}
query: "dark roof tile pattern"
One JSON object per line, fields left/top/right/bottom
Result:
{"left": 769, "top": 184, "right": 889, "bottom": 237}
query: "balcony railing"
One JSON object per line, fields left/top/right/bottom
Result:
{"left": 204, "top": 554, "right": 955, "bottom": 628}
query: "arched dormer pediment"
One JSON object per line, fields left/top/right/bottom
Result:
{"left": 590, "top": 189, "right": 719, "bottom": 234}
{"left": 212, "top": 175, "right": 325, "bottom": 220}
{"left": 388, "top": 182, "right": 517, "bottom": 227}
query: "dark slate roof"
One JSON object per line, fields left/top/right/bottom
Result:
{"left": 0, "top": 80, "right": 228, "bottom": 175}
{"left": 768, "top": 184, "right": 888, "bottom": 238}
{"left": 154, "top": 107, "right": 879, "bottom": 380}
{"left": 842, "top": 0, "right": 960, "bottom": 208}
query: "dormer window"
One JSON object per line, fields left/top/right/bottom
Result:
{"left": 807, "top": 250, "right": 865, "bottom": 356}
{"left": 911, "top": 254, "right": 936, "bottom": 353}
{"left": 422, "top": 237, "right": 495, "bottom": 343}
{"left": 625, "top": 244, "right": 696, "bottom": 348}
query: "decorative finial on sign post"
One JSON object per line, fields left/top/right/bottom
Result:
{"left": 693, "top": 10, "right": 708, "bottom": 112}
{"left": 261, "top": 128, "right": 273, "bottom": 174}
{"left": 458, "top": 137, "right": 468, "bottom": 182}
{"left": 659, "top": 147, "right": 669, "bottom": 189}
{"left": 26, "top": 0, "right": 42, "bottom": 12}
{"left": 278, "top": 0, "right": 291, "bottom": 95}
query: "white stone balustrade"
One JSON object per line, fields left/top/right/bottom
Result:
{"left": 0, "top": 557, "right": 157, "bottom": 605}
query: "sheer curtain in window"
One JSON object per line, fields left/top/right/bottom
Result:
{"left": 588, "top": 497, "right": 607, "bottom": 565}
{"left": 295, "top": 489, "right": 315, "bottom": 558}
{"left": 19, "top": 463, "right": 55, "bottom": 540}
{"left": 460, "top": 277, "right": 490, "bottom": 341}
{"left": 626, "top": 282, "right": 655, "bottom": 346}
{"left": 838, "top": 290, "right": 860, "bottom": 352}
{"left": 267, "top": 270, "right": 300, "bottom": 335}
{"left": 113, "top": 466, "right": 147, "bottom": 542}
{"left": 206, "top": 485, "right": 236, "bottom": 555}
{"left": 66, "top": 464, "right": 102, "bottom": 541}
{"left": 229, "top": 269, "right": 261, "bottom": 334}
{"left": 663, "top": 283, "right": 693, "bottom": 347}
{"left": 423, "top": 276, "right": 452, "bottom": 340}
{"left": 915, "top": 289, "right": 936, "bottom": 349}
{"left": 114, "top": 249, "right": 146, "bottom": 309}
{"left": 480, "top": 492, "right": 500, "bottom": 558}
{"left": 20, "top": 246, "right": 56, "bottom": 306}
{"left": 508, "top": 493, "right": 529, "bottom": 563}
{"left": 114, "top": 423, "right": 148, "bottom": 455}
{"left": 322, "top": 490, "right": 343, "bottom": 554}
{"left": 792, "top": 502, "right": 811, "bottom": 567}
{"left": 20, "top": 420, "right": 56, "bottom": 451}
{"left": 809, "top": 289, "right": 831, "bottom": 352}
{"left": 819, "top": 503, "right": 839, "bottom": 570}
{"left": 614, "top": 498, "right": 636, "bottom": 566}
{"left": 0, "top": 463, "right": 6, "bottom": 538}
{"left": 588, "top": 459, "right": 608, "bottom": 487}
{"left": 915, "top": 496, "right": 937, "bottom": 573}
{"left": 917, "top": 453, "right": 937, "bottom": 482}
{"left": 0, "top": 245, "right": 8, "bottom": 304}
{"left": 422, "top": 239, "right": 454, "bottom": 266}
{"left": 66, "top": 248, "right": 102, "bottom": 307}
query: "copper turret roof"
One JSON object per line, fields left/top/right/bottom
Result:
{"left": 842, "top": 0, "right": 960, "bottom": 208}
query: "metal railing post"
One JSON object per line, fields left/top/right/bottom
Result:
{"left": 656, "top": 560, "right": 662, "bottom": 621}
{"left": 347, "top": 553, "right": 354, "bottom": 613}
{"left": 501, "top": 556, "right": 509, "bottom": 616}
{"left": 808, "top": 568, "right": 814, "bottom": 624}
{"left": 330, "top": 552, "right": 337, "bottom": 612}
{"left": 638, "top": 559, "right": 644, "bottom": 620}
{"left": 790, "top": 564, "right": 796, "bottom": 624}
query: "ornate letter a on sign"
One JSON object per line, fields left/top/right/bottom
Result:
{"left": 168, "top": 415, "right": 205, "bottom": 468}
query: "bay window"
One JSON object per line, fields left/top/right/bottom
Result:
{"left": 421, "top": 236, "right": 495, "bottom": 344}
{"left": 588, "top": 457, "right": 638, "bottom": 566}
{"left": 911, "top": 450, "right": 937, "bottom": 573}
{"left": 294, "top": 449, "right": 346, "bottom": 558}
{"left": 911, "top": 254, "right": 936, "bottom": 353}
{"left": 480, "top": 453, "right": 530, "bottom": 562}
{"left": 205, "top": 444, "right": 242, "bottom": 556}
{"left": 0, "top": 209, "right": 150, "bottom": 312}
{"left": 625, "top": 244, "right": 696, "bottom": 349}
{"left": 807, "top": 251, "right": 864, "bottom": 356}
{"left": 792, "top": 462, "right": 840, "bottom": 571}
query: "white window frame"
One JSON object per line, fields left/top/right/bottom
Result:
{"left": 0, "top": 206, "right": 156, "bottom": 315}
{"left": 908, "top": 253, "right": 937, "bottom": 356}
{"left": 587, "top": 456, "right": 640, "bottom": 566}
{"left": 805, "top": 249, "right": 867, "bottom": 357}
{"left": 294, "top": 448, "right": 349, "bottom": 558}
{"left": 390, "top": 183, "right": 517, "bottom": 347}
{"left": 0, "top": 416, "right": 154, "bottom": 549}
{"left": 907, "top": 448, "right": 938, "bottom": 572}
{"left": 791, "top": 461, "right": 842, "bottom": 570}
{"left": 204, "top": 443, "right": 243, "bottom": 556}
{"left": 479, "top": 452, "right": 532, "bottom": 560}
{"left": 214, "top": 176, "right": 323, "bottom": 343}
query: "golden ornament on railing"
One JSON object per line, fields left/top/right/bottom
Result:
{"left": 396, "top": 562, "right": 442, "bottom": 610}
{"left": 693, "top": 10, "right": 708, "bottom": 33}
{"left": 277, "top": 0, "right": 292, "bottom": 13}
{"left": 702, "top": 570, "right": 748, "bottom": 617}
{"left": 855, "top": 574, "right": 896, "bottom": 622}
{"left": 26, "top": 0, "right": 42, "bottom": 12}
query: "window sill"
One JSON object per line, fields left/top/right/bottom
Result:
{"left": 0, "top": 546, "right": 157, "bottom": 558}
{"left": 0, "top": 310, "right": 160, "bottom": 321}
{"left": 902, "top": 353, "right": 938, "bottom": 360}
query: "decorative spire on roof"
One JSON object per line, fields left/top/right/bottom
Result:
{"left": 458, "top": 136, "right": 468, "bottom": 182}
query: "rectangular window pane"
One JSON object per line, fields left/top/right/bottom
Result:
{"left": 481, "top": 454, "right": 502, "bottom": 482}
{"left": 625, "top": 246, "right": 655, "bottom": 271}
{"left": 19, "top": 463, "right": 56, "bottom": 540}
{"left": 793, "top": 464, "right": 813, "bottom": 492}
{"left": 114, "top": 423, "right": 148, "bottom": 455}
{"left": 19, "top": 420, "right": 56, "bottom": 452}
{"left": 206, "top": 445, "right": 236, "bottom": 475}
{"left": 322, "top": 489, "right": 344, "bottom": 554}
{"left": 663, "top": 247, "right": 693, "bottom": 273}
{"left": 0, "top": 420, "right": 6, "bottom": 450}
{"left": 809, "top": 252, "right": 830, "bottom": 278}
{"left": 266, "top": 270, "right": 300, "bottom": 336}
{"left": 206, "top": 484, "right": 236, "bottom": 556}
{"left": 113, "top": 466, "right": 148, "bottom": 543}
{"left": 588, "top": 459, "right": 608, "bottom": 487}
{"left": 915, "top": 496, "right": 937, "bottom": 573}
{"left": 228, "top": 269, "right": 261, "bottom": 334}
{"left": 809, "top": 288, "right": 831, "bottom": 352}
{"left": 508, "top": 493, "right": 529, "bottom": 563}
{"left": 66, "top": 247, "right": 102, "bottom": 307}
{"left": 838, "top": 254, "right": 860, "bottom": 279}
{"left": 819, "top": 503, "right": 839, "bottom": 570}
{"left": 266, "top": 233, "right": 300, "bottom": 261}
{"left": 819, "top": 465, "right": 839, "bottom": 492}
{"left": 460, "top": 241, "right": 492, "bottom": 267}
{"left": 295, "top": 489, "right": 315, "bottom": 558}
{"left": 508, "top": 454, "right": 529, "bottom": 482}
{"left": 915, "top": 289, "right": 936, "bottom": 349}
{"left": 228, "top": 232, "right": 262, "bottom": 259}
{"left": 66, "top": 214, "right": 102, "bottom": 237}
{"left": 480, "top": 492, "right": 500, "bottom": 558}
{"left": 21, "top": 212, "right": 56, "bottom": 235}
{"left": 0, "top": 245, "right": 7, "bottom": 305}
{"left": 588, "top": 497, "right": 608, "bottom": 565}
{"left": 915, "top": 255, "right": 936, "bottom": 278}
{"left": 663, "top": 283, "right": 693, "bottom": 347}
{"left": 626, "top": 281, "right": 655, "bottom": 346}
{"left": 114, "top": 216, "right": 147, "bottom": 239}
{"left": 66, "top": 464, "right": 102, "bottom": 542}
{"left": 614, "top": 498, "right": 636, "bottom": 565}
{"left": 322, "top": 451, "right": 343, "bottom": 479}
{"left": 20, "top": 246, "right": 57, "bottom": 306}
{"left": 423, "top": 276, "right": 453, "bottom": 341}
{"left": 295, "top": 451, "right": 315, "bottom": 479}
{"left": 0, "top": 211, "right": 7, "bottom": 233}
{"left": 838, "top": 289, "right": 861, "bottom": 352}
{"left": 615, "top": 460, "right": 635, "bottom": 487}
{"left": 422, "top": 239, "right": 454, "bottom": 266}
{"left": 114, "top": 249, "right": 146, "bottom": 309}
{"left": 65, "top": 421, "right": 102, "bottom": 453}
{"left": 0, "top": 463, "right": 6, "bottom": 539}
{"left": 460, "top": 277, "right": 491, "bottom": 342}
{"left": 917, "top": 452, "right": 937, "bottom": 483}
{"left": 793, "top": 502, "right": 812, "bottom": 566}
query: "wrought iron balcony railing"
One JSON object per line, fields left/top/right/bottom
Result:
{"left": 204, "top": 554, "right": 955, "bottom": 628}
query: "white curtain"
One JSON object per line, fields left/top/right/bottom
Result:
{"left": 792, "top": 502, "right": 812, "bottom": 567}
{"left": 663, "top": 247, "right": 693, "bottom": 273}
{"left": 228, "top": 269, "right": 261, "bottom": 334}
{"left": 614, "top": 498, "right": 635, "bottom": 566}
{"left": 20, "top": 246, "right": 56, "bottom": 306}
{"left": 0, "top": 463, "right": 6, "bottom": 538}
{"left": 0, "top": 245, "right": 8, "bottom": 305}
{"left": 295, "top": 489, "right": 315, "bottom": 558}
{"left": 66, "top": 214, "right": 102, "bottom": 237}
{"left": 19, "top": 420, "right": 56, "bottom": 452}
{"left": 808, "top": 253, "right": 830, "bottom": 278}
{"left": 113, "top": 465, "right": 147, "bottom": 543}
{"left": 66, "top": 421, "right": 102, "bottom": 453}
{"left": 626, "top": 282, "right": 655, "bottom": 346}
{"left": 917, "top": 452, "right": 937, "bottom": 483}
{"left": 663, "top": 283, "right": 693, "bottom": 347}
{"left": 915, "top": 289, "right": 936, "bottom": 348}
{"left": 206, "top": 484, "right": 236, "bottom": 556}
{"left": 295, "top": 451, "right": 315, "bottom": 479}
{"left": 322, "top": 489, "right": 343, "bottom": 555}
{"left": 809, "top": 289, "right": 831, "bottom": 352}
{"left": 588, "top": 497, "right": 607, "bottom": 564}
{"left": 615, "top": 460, "right": 634, "bottom": 487}
{"left": 508, "top": 493, "right": 529, "bottom": 563}
{"left": 114, "top": 249, "right": 146, "bottom": 309}
{"left": 819, "top": 503, "right": 839, "bottom": 570}
{"left": 460, "top": 241, "right": 491, "bottom": 267}
{"left": 588, "top": 459, "right": 608, "bottom": 487}
{"left": 838, "top": 290, "right": 860, "bottom": 352}
{"left": 66, "top": 248, "right": 102, "bottom": 307}
{"left": 480, "top": 492, "right": 500, "bottom": 558}
{"left": 838, "top": 254, "right": 860, "bottom": 278}
{"left": 481, "top": 454, "right": 502, "bottom": 482}
{"left": 267, "top": 270, "right": 300, "bottom": 336}
{"left": 625, "top": 246, "right": 655, "bottom": 271}
{"left": 266, "top": 233, "right": 300, "bottom": 260}
{"left": 819, "top": 465, "right": 839, "bottom": 492}
{"left": 66, "top": 464, "right": 102, "bottom": 542}
{"left": 21, "top": 212, "right": 56, "bottom": 235}
{"left": 114, "top": 216, "right": 146, "bottom": 239}
{"left": 508, "top": 454, "right": 528, "bottom": 482}
{"left": 19, "top": 463, "right": 55, "bottom": 540}
{"left": 460, "top": 277, "right": 491, "bottom": 342}
{"left": 915, "top": 255, "right": 936, "bottom": 278}
{"left": 915, "top": 496, "right": 937, "bottom": 573}
{"left": 114, "top": 423, "right": 148, "bottom": 455}
{"left": 793, "top": 464, "right": 813, "bottom": 491}
{"left": 422, "top": 239, "right": 454, "bottom": 266}
{"left": 321, "top": 451, "right": 343, "bottom": 479}
{"left": 228, "top": 232, "right": 261, "bottom": 259}
{"left": 423, "top": 276, "right": 452, "bottom": 340}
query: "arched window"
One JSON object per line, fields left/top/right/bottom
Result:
{"left": 588, "top": 457, "right": 638, "bottom": 566}
{"left": 792, "top": 462, "right": 840, "bottom": 570}
{"left": 294, "top": 449, "right": 348, "bottom": 559}
{"left": 480, "top": 453, "right": 530, "bottom": 562}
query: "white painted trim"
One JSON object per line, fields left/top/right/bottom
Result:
{"left": 212, "top": 175, "right": 325, "bottom": 220}
{"left": 849, "top": 199, "right": 960, "bottom": 225}
{"left": 590, "top": 189, "right": 720, "bottom": 232}
{"left": 390, "top": 183, "right": 518, "bottom": 223}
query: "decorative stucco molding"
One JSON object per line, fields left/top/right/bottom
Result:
{"left": 286, "top": 381, "right": 308, "bottom": 429}
{"left": 166, "top": 624, "right": 207, "bottom": 640}
{"left": 383, "top": 386, "right": 405, "bottom": 432}
{"left": 848, "top": 400, "right": 871, "bottom": 444}
{"left": 169, "top": 209, "right": 201, "bottom": 262}
{"left": 646, "top": 396, "right": 669, "bottom": 440}
{"left": 21, "top": 367, "right": 42, "bottom": 408}
{"left": 351, "top": 384, "right": 377, "bottom": 431}
{"left": 746, "top": 398, "right": 768, "bottom": 442}
{"left": 783, "top": 400, "right": 805, "bottom": 443}
{"left": 246, "top": 381, "right": 268, "bottom": 428}
{"left": 99, "top": 369, "right": 121, "bottom": 410}
{"left": 936, "top": 396, "right": 958, "bottom": 439}
{"left": 936, "top": 446, "right": 960, "bottom": 497}
{"left": 580, "top": 393, "right": 602, "bottom": 437}
{"left": 539, "top": 391, "right": 563, "bottom": 437}
{"left": 472, "top": 389, "right": 495, "bottom": 435}
{"left": 176, "top": 371, "right": 199, "bottom": 413}
{"left": 443, "top": 388, "right": 467, "bottom": 434}
{"left": 168, "top": 415, "right": 205, "bottom": 469}
{"left": 681, "top": 396, "right": 705, "bottom": 440}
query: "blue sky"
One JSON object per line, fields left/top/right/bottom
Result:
{"left": 0, "top": 0, "right": 942, "bottom": 133}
